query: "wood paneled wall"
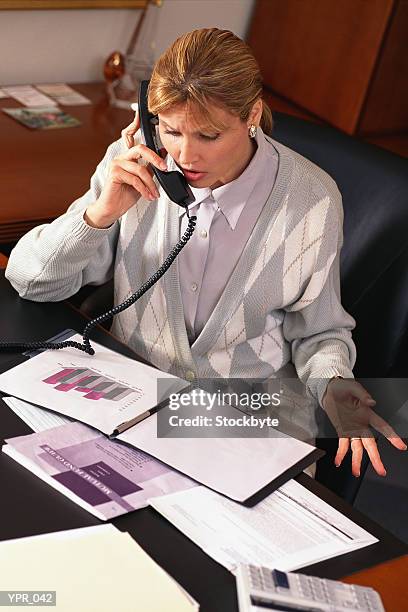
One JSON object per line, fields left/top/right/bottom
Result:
{"left": 248, "top": 0, "right": 407, "bottom": 136}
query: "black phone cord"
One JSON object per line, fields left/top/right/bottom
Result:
{"left": 0, "top": 213, "right": 197, "bottom": 356}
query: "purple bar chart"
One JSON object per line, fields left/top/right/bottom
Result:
{"left": 42, "top": 367, "right": 135, "bottom": 401}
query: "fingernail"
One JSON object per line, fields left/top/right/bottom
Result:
{"left": 160, "top": 162, "right": 167, "bottom": 170}
{"left": 335, "top": 462, "right": 340, "bottom": 467}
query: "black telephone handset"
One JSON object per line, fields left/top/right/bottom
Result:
{"left": 138, "top": 80, "right": 194, "bottom": 208}
{"left": 0, "top": 81, "right": 197, "bottom": 357}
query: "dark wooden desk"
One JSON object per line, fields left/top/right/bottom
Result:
{"left": 0, "top": 272, "right": 406, "bottom": 611}
{"left": 0, "top": 82, "right": 133, "bottom": 243}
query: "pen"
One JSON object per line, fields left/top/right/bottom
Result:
{"left": 111, "top": 398, "right": 170, "bottom": 436}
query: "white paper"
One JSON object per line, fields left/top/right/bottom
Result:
{"left": 3, "top": 396, "right": 71, "bottom": 432}
{"left": 3, "top": 421, "right": 196, "bottom": 520}
{"left": 0, "top": 334, "right": 189, "bottom": 435}
{"left": 0, "top": 525, "right": 198, "bottom": 612}
{"left": 119, "top": 412, "right": 316, "bottom": 502}
{"left": 1, "top": 523, "right": 118, "bottom": 548}
{"left": 2, "top": 85, "right": 57, "bottom": 107}
{"left": 36, "top": 83, "right": 91, "bottom": 105}
{"left": 150, "top": 481, "right": 378, "bottom": 572}
{"left": 0, "top": 88, "right": 8, "bottom": 99}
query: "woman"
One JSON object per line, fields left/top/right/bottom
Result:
{"left": 6, "top": 28, "right": 405, "bottom": 476}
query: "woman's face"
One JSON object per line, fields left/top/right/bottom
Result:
{"left": 158, "top": 100, "right": 262, "bottom": 190}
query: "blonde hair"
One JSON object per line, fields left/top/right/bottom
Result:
{"left": 148, "top": 28, "right": 273, "bottom": 135}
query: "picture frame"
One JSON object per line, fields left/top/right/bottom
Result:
{"left": 0, "top": 1, "right": 147, "bottom": 9}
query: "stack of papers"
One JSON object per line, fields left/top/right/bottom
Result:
{"left": 0, "top": 525, "right": 199, "bottom": 611}
{"left": 0, "top": 342, "right": 379, "bottom": 580}
{"left": 0, "top": 338, "right": 320, "bottom": 503}
{"left": 1, "top": 393, "right": 379, "bottom": 577}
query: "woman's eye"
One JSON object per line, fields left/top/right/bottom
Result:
{"left": 163, "top": 130, "right": 220, "bottom": 141}
{"left": 200, "top": 133, "right": 220, "bottom": 141}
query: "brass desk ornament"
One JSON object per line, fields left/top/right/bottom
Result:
{"left": 104, "top": 0, "right": 162, "bottom": 109}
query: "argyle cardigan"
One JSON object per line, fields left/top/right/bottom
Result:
{"left": 6, "top": 134, "right": 356, "bottom": 405}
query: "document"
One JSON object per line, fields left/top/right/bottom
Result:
{"left": 150, "top": 480, "right": 378, "bottom": 572}
{"left": 119, "top": 413, "right": 320, "bottom": 503}
{"left": 36, "top": 83, "right": 91, "bottom": 105}
{"left": 0, "top": 334, "right": 189, "bottom": 436}
{"left": 3, "top": 396, "right": 71, "bottom": 432}
{"left": 3, "top": 421, "right": 196, "bottom": 520}
{"left": 0, "top": 524, "right": 199, "bottom": 611}
{"left": 2, "top": 84, "right": 57, "bottom": 107}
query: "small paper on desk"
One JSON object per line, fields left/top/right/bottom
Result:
{"left": 149, "top": 480, "right": 378, "bottom": 573}
{"left": 36, "top": 83, "right": 91, "bottom": 106}
{"left": 2, "top": 84, "right": 57, "bottom": 107}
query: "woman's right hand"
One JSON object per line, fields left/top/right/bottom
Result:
{"left": 84, "top": 111, "right": 167, "bottom": 229}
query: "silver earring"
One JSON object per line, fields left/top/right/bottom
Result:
{"left": 249, "top": 124, "right": 257, "bottom": 138}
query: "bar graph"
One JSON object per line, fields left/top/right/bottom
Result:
{"left": 42, "top": 367, "right": 135, "bottom": 402}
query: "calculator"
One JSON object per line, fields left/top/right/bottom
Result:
{"left": 235, "top": 564, "right": 385, "bottom": 612}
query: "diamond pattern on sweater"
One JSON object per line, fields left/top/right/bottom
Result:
{"left": 247, "top": 312, "right": 286, "bottom": 373}
{"left": 111, "top": 257, "right": 138, "bottom": 343}
{"left": 138, "top": 282, "right": 175, "bottom": 371}
{"left": 245, "top": 198, "right": 288, "bottom": 294}
{"left": 208, "top": 301, "right": 246, "bottom": 377}
{"left": 283, "top": 195, "right": 330, "bottom": 305}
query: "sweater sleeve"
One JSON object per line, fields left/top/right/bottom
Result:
{"left": 282, "top": 192, "right": 356, "bottom": 407}
{"left": 5, "top": 139, "right": 124, "bottom": 302}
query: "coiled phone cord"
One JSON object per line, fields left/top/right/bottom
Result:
{"left": 0, "top": 212, "right": 197, "bottom": 356}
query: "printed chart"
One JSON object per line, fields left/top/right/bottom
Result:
{"left": 43, "top": 367, "right": 136, "bottom": 402}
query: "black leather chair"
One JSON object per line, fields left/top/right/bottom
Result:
{"left": 272, "top": 112, "right": 408, "bottom": 501}
{"left": 74, "top": 112, "right": 408, "bottom": 503}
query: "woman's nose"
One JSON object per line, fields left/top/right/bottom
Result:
{"left": 179, "top": 138, "right": 199, "bottom": 166}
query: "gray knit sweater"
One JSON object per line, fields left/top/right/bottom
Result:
{"left": 6, "top": 134, "right": 356, "bottom": 406}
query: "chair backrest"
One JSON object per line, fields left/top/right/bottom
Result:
{"left": 272, "top": 112, "right": 408, "bottom": 501}
{"left": 272, "top": 112, "right": 408, "bottom": 376}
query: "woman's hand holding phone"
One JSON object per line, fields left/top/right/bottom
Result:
{"left": 84, "top": 111, "right": 167, "bottom": 229}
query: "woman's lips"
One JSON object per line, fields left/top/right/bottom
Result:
{"left": 182, "top": 169, "right": 207, "bottom": 182}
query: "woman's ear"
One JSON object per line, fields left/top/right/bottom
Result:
{"left": 247, "top": 99, "right": 263, "bottom": 128}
